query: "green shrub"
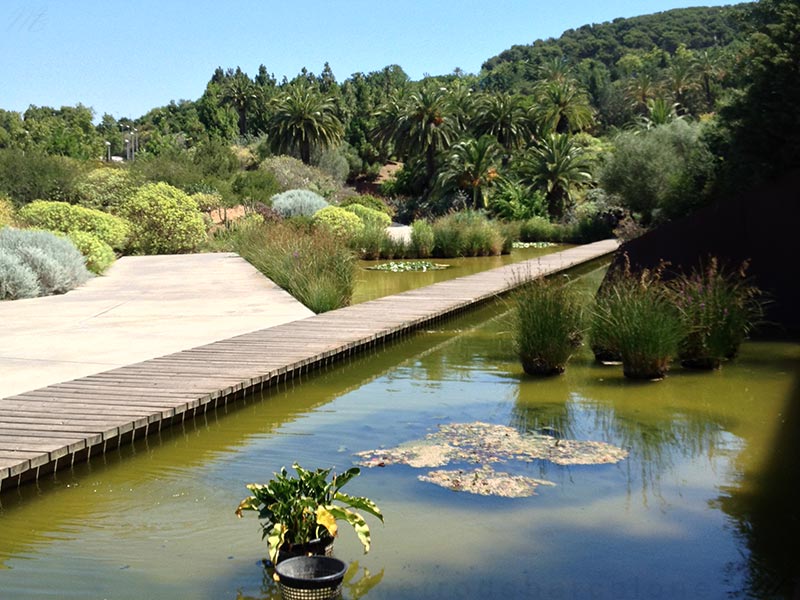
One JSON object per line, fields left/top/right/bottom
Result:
{"left": 496, "top": 221, "right": 520, "bottom": 254}
{"left": 271, "top": 189, "right": 329, "bottom": 218}
{"left": 339, "top": 194, "right": 394, "bottom": 217}
{"left": 231, "top": 170, "right": 281, "bottom": 205}
{"left": 520, "top": 217, "right": 558, "bottom": 242}
{"left": 379, "top": 233, "right": 409, "bottom": 260}
{"left": 0, "top": 149, "right": 84, "bottom": 205}
{"left": 600, "top": 120, "right": 715, "bottom": 224}
{"left": 410, "top": 220, "right": 434, "bottom": 258}
{"left": 0, "top": 196, "right": 14, "bottom": 228}
{"left": 314, "top": 206, "right": 365, "bottom": 239}
{"left": 431, "top": 211, "right": 503, "bottom": 258}
{"left": 590, "top": 264, "right": 686, "bottom": 380}
{"left": 342, "top": 203, "right": 391, "bottom": 228}
{"left": 120, "top": 182, "right": 206, "bottom": 254}
{"left": 17, "top": 200, "right": 130, "bottom": 251}
{"left": 350, "top": 224, "right": 391, "bottom": 260}
{"left": 0, "top": 227, "right": 91, "bottom": 298}
{"left": 190, "top": 191, "right": 223, "bottom": 213}
{"left": 73, "top": 167, "right": 139, "bottom": 213}
{"left": 513, "top": 276, "right": 584, "bottom": 376}
{"left": 66, "top": 230, "right": 116, "bottom": 274}
{"left": 260, "top": 155, "right": 343, "bottom": 199}
{"left": 232, "top": 221, "right": 355, "bottom": 313}
{"left": 129, "top": 150, "right": 203, "bottom": 191}
{"left": 313, "top": 146, "right": 350, "bottom": 183}
{"left": 0, "top": 252, "right": 40, "bottom": 300}
{"left": 488, "top": 179, "right": 547, "bottom": 221}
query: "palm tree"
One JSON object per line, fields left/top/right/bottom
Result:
{"left": 221, "top": 70, "right": 259, "bottom": 137}
{"left": 373, "top": 85, "right": 458, "bottom": 186}
{"left": 666, "top": 60, "right": 698, "bottom": 114}
{"left": 268, "top": 84, "right": 343, "bottom": 164}
{"left": 472, "top": 93, "right": 533, "bottom": 158}
{"left": 694, "top": 50, "right": 721, "bottom": 110}
{"left": 532, "top": 79, "right": 595, "bottom": 134}
{"left": 626, "top": 72, "right": 659, "bottom": 113}
{"left": 437, "top": 136, "right": 502, "bottom": 209}
{"left": 518, "top": 133, "right": 592, "bottom": 221}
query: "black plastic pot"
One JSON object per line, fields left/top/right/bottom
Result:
{"left": 275, "top": 555, "right": 347, "bottom": 600}
{"left": 276, "top": 535, "right": 334, "bottom": 565}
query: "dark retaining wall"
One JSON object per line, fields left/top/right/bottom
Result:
{"left": 608, "top": 169, "right": 800, "bottom": 335}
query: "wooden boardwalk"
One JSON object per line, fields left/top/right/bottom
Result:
{"left": 0, "top": 240, "right": 618, "bottom": 489}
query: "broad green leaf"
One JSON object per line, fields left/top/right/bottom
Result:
{"left": 327, "top": 506, "right": 371, "bottom": 553}
{"left": 335, "top": 492, "right": 384, "bottom": 523}
{"left": 267, "top": 522, "right": 286, "bottom": 566}
{"left": 332, "top": 467, "right": 360, "bottom": 492}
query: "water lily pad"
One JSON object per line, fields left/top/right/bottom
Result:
{"left": 419, "top": 465, "right": 556, "bottom": 497}
{"left": 512, "top": 241, "right": 557, "bottom": 249}
{"left": 365, "top": 261, "right": 450, "bottom": 272}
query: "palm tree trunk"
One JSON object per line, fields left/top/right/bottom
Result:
{"left": 238, "top": 109, "right": 247, "bottom": 137}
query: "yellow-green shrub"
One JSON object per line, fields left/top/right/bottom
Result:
{"left": 74, "top": 168, "right": 139, "bottom": 214}
{"left": 66, "top": 230, "right": 116, "bottom": 274}
{"left": 339, "top": 194, "right": 394, "bottom": 216}
{"left": 17, "top": 200, "right": 130, "bottom": 250}
{"left": 0, "top": 196, "right": 14, "bottom": 228}
{"left": 343, "top": 203, "right": 391, "bottom": 228}
{"left": 313, "top": 206, "right": 365, "bottom": 239}
{"left": 120, "top": 182, "right": 206, "bottom": 254}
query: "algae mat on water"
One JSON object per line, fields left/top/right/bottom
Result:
{"left": 356, "top": 421, "right": 628, "bottom": 497}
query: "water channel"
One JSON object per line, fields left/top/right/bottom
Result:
{"left": 0, "top": 263, "right": 798, "bottom": 599}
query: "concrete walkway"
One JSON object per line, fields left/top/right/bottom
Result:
{"left": 0, "top": 253, "right": 314, "bottom": 399}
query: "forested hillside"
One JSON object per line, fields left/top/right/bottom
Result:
{"left": 483, "top": 4, "right": 750, "bottom": 74}
{"left": 0, "top": 0, "right": 796, "bottom": 240}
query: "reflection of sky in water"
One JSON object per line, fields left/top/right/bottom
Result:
{"left": 0, "top": 275, "right": 797, "bottom": 599}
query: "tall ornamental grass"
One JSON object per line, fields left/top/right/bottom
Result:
{"left": 432, "top": 211, "right": 504, "bottom": 258}
{"left": 233, "top": 221, "right": 355, "bottom": 313}
{"left": 590, "top": 263, "right": 686, "bottom": 380}
{"left": 513, "top": 275, "right": 584, "bottom": 376}
{"left": 669, "top": 258, "right": 763, "bottom": 369}
{"left": 410, "top": 220, "right": 434, "bottom": 258}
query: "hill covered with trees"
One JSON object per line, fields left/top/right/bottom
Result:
{"left": 0, "top": 0, "right": 796, "bottom": 235}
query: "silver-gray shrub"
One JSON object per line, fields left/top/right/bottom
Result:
{"left": 271, "top": 189, "right": 329, "bottom": 218}
{"left": 0, "top": 252, "right": 41, "bottom": 300}
{"left": 0, "top": 228, "right": 91, "bottom": 298}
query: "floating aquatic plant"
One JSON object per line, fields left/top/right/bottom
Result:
{"left": 512, "top": 241, "right": 556, "bottom": 249}
{"left": 419, "top": 465, "right": 556, "bottom": 498}
{"left": 365, "top": 260, "right": 450, "bottom": 272}
{"left": 356, "top": 422, "right": 628, "bottom": 497}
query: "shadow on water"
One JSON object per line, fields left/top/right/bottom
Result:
{"left": 716, "top": 371, "right": 800, "bottom": 599}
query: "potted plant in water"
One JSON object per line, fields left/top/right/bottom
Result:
{"left": 236, "top": 463, "right": 384, "bottom": 566}
{"left": 669, "top": 258, "right": 763, "bottom": 369}
{"left": 590, "top": 262, "right": 686, "bottom": 380}
{"left": 512, "top": 275, "right": 584, "bottom": 376}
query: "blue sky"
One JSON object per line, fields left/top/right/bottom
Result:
{"left": 1, "top": 0, "right": 741, "bottom": 120}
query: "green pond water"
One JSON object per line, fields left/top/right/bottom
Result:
{"left": 352, "top": 245, "right": 569, "bottom": 303}
{"left": 1, "top": 265, "right": 798, "bottom": 599}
